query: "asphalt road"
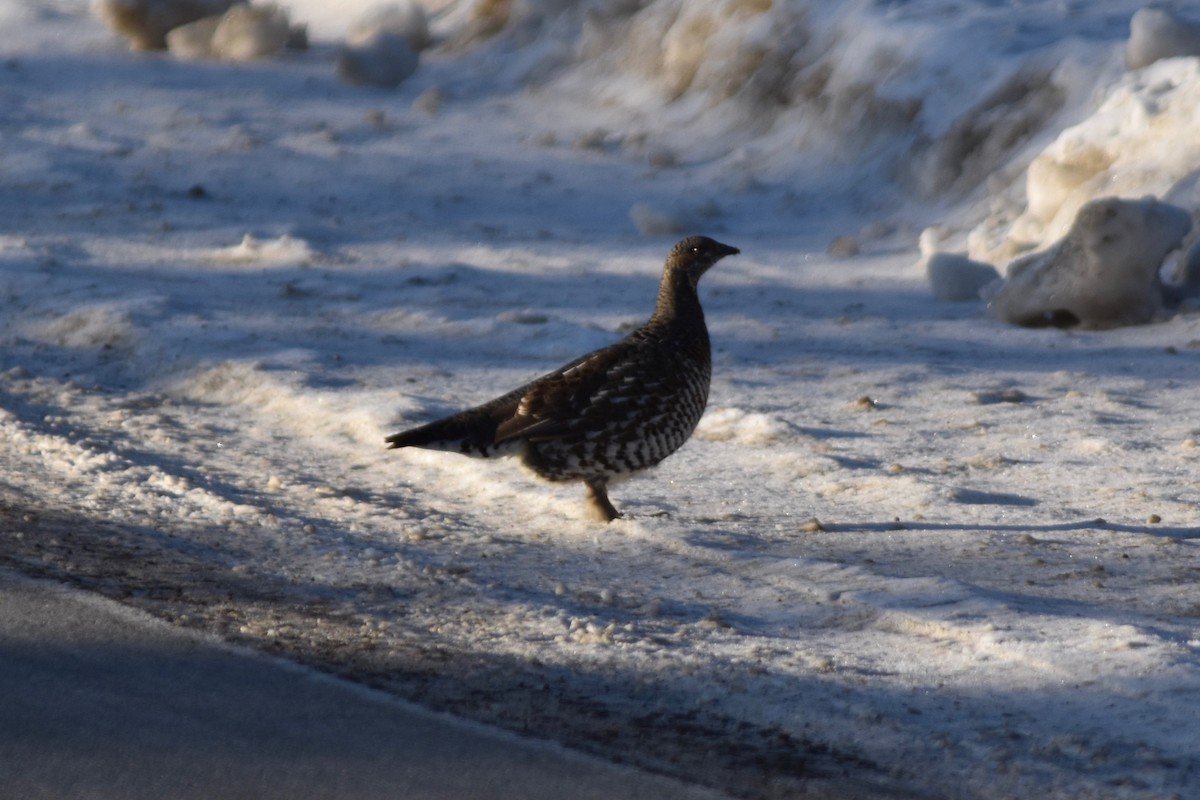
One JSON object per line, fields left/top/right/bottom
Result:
{"left": 0, "top": 568, "right": 731, "bottom": 800}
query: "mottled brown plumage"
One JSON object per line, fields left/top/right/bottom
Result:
{"left": 386, "top": 236, "right": 739, "bottom": 521}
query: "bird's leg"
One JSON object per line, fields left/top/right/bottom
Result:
{"left": 584, "top": 478, "right": 621, "bottom": 522}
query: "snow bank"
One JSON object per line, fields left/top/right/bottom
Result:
{"left": 971, "top": 57, "right": 1200, "bottom": 264}
{"left": 89, "top": 0, "right": 1170, "bottom": 214}
{"left": 936, "top": 44, "right": 1200, "bottom": 327}
{"left": 433, "top": 0, "right": 1130, "bottom": 204}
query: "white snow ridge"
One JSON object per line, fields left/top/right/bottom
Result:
{"left": 3, "top": 2, "right": 1200, "bottom": 799}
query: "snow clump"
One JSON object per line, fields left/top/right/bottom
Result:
{"left": 167, "top": 3, "right": 296, "bottom": 61}
{"left": 207, "top": 3, "right": 293, "bottom": 60}
{"left": 919, "top": 227, "right": 1000, "bottom": 302}
{"left": 694, "top": 407, "right": 792, "bottom": 446}
{"left": 984, "top": 196, "right": 1192, "bottom": 329}
{"left": 337, "top": 33, "right": 419, "bottom": 88}
{"left": 336, "top": 1, "right": 430, "bottom": 88}
{"left": 924, "top": 252, "right": 1000, "bottom": 303}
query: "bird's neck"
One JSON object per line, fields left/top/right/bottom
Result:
{"left": 650, "top": 269, "right": 705, "bottom": 328}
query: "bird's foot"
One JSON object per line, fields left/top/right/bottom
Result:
{"left": 584, "top": 480, "right": 621, "bottom": 523}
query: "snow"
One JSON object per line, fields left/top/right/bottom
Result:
{"left": 91, "top": 0, "right": 240, "bottom": 50}
{"left": 337, "top": 32, "right": 420, "bottom": 89}
{"left": 1127, "top": 6, "right": 1200, "bottom": 69}
{"left": 974, "top": 56, "right": 1200, "bottom": 263}
{"left": 2, "top": 1, "right": 1200, "bottom": 798}
{"left": 984, "top": 196, "right": 1193, "bottom": 328}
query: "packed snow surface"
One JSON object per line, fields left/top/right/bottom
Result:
{"left": 3, "top": 1, "right": 1200, "bottom": 798}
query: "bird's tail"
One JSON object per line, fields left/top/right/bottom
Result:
{"left": 385, "top": 407, "right": 507, "bottom": 457}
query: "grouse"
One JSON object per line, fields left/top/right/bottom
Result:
{"left": 386, "top": 236, "right": 740, "bottom": 522}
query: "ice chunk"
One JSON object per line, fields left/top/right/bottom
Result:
{"left": 1126, "top": 7, "right": 1200, "bottom": 70}
{"left": 985, "top": 197, "right": 1192, "bottom": 328}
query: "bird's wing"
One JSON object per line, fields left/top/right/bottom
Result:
{"left": 493, "top": 339, "right": 662, "bottom": 445}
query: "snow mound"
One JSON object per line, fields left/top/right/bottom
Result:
{"left": 694, "top": 407, "right": 793, "bottom": 446}
{"left": 984, "top": 196, "right": 1192, "bottom": 329}
{"left": 439, "top": 0, "right": 1112, "bottom": 198}
{"left": 972, "top": 57, "right": 1200, "bottom": 264}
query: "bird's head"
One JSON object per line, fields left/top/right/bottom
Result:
{"left": 667, "top": 236, "right": 740, "bottom": 288}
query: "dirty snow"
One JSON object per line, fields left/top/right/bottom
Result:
{"left": 2, "top": 1, "right": 1200, "bottom": 798}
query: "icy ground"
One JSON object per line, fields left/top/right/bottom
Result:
{"left": 3, "top": 1, "right": 1200, "bottom": 798}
